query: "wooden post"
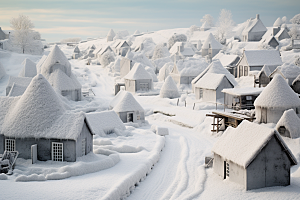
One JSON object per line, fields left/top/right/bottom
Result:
{"left": 185, "top": 100, "right": 186, "bottom": 107}
{"left": 193, "top": 103, "right": 195, "bottom": 110}
{"left": 177, "top": 99, "right": 179, "bottom": 106}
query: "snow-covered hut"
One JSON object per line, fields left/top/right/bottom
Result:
{"left": 269, "top": 64, "right": 300, "bottom": 86}
{"left": 160, "top": 76, "right": 180, "bottom": 98}
{"left": 194, "top": 73, "right": 234, "bottom": 102}
{"left": 120, "top": 57, "right": 133, "bottom": 78}
{"left": 72, "top": 46, "right": 81, "bottom": 59}
{"left": 242, "top": 14, "right": 267, "bottom": 42}
{"left": 6, "top": 76, "right": 32, "bottom": 95}
{"left": 95, "top": 45, "right": 113, "bottom": 59}
{"left": 222, "top": 87, "right": 264, "bottom": 110}
{"left": 40, "top": 45, "right": 82, "bottom": 101}
{"left": 200, "top": 21, "right": 210, "bottom": 31}
{"left": 18, "top": 58, "right": 37, "bottom": 78}
{"left": 201, "top": 33, "right": 223, "bottom": 58}
{"left": 257, "top": 65, "right": 277, "bottom": 87}
{"left": 0, "top": 74, "right": 94, "bottom": 162}
{"left": 112, "top": 40, "right": 131, "bottom": 56}
{"left": 236, "top": 50, "right": 282, "bottom": 77}
{"left": 169, "top": 42, "right": 195, "bottom": 60}
{"left": 0, "top": 61, "right": 6, "bottom": 80}
{"left": 192, "top": 60, "right": 237, "bottom": 92}
{"left": 124, "top": 63, "right": 152, "bottom": 93}
{"left": 86, "top": 111, "right": 126, "bottom": 136}
{"left": 276, "top": 109, "right": 300, "bottom": 139}
{"left": 254, "top": 74, "right": 300, "bottom": 124}
{"left": 107, "top": 29, "right": 116, "bottom": 42}
{"left": 212, "top": 120, "right": 297, "bottom": 190}
{"left": 112, "top": 92, "right": 145, "bottom": 123}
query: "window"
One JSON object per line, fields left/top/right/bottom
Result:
{"left": 140, "top": 83, "right": 149, "bottom": 91}
{"left": 239, "top": 66, "right": 243, "bottom": 77}
{"left": 52, "top": 142, "right": 63, "bottom": 162}
{"left": 82, "top": 139, "right": 86, "bottom": 156}
{"left": 199, "top": 89, "right": 203, "bottom": 99}
{"left": 244, "top": 66, "right": 248, "bottom": 76}
{"left": 137, "top": 115, "right": 140, "bottom": 120}
{"left": 5, "top": 139, "right": 15, "bottom": 152}
{"left": 226, "top": 162, "right": 230, "bottom": 177}
{"left": 246, "top": 96, "right": 252, "bottom": 100}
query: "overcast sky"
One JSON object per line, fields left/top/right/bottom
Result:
{"left": 0, "top": 0, "right": 299, "bottom": 42}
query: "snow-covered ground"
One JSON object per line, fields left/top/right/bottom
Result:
{"left": 1, "top": 24, "right": 300, "bottom": 199}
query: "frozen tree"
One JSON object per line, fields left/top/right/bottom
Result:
{"left": 216, "top": 9, "right": 234, "bottom": 43}
{"left": 289, "top": 25, "right": 300, "bottom": 39}
{"left": 168, "top": 33, "right": 187, "bottom": 49}
{"left": 10, "top": 14, "right": 35, "bottom": 54}
{"left": 189, "top": 25, "right": 198, "bottom": 35}
{"left": 99, "top": 51, "right": 115, "bottom": 67}
{"left": 282, "top": 16, "right": 287, "bottom": 24}
{"left": 290, "top": 13, "right": 300, "bottom": 25}
{"left": 152, "top": 43, "right": 169, "bottom": 60}
{"left": 200, "top": 14, "right": 214, "bottom": 27}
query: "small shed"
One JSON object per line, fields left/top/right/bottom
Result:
{"left": 222, "top": 87, "right": 264, "bottom": 110}
{"left": 96, "top": 45, "right": 113, "bottom": 59}
{"left": 242, "top": 14, "right": 267, "bottom": 42}
{"left": 194, "top": 73, "right": 234, "bottom": 102}
{"left": 18, "top": 58, "right": 37, "bottom": 78}
{"left": 276, "top": 109, "right": 300, "bottom": 139}
{"left": 257, "top": 65, "right": 277, "bottom": 87}
{"left": 254, "top": 74, "right": 300, "bottom": 124}
{"left": 212, "top": 120, "right": 297, "bottom": 190}
{"left": 201, "top": 33, "right": 223, "bottom": 58}
{"left": 200, "top": 21, "right": 210, "bottom": 31}
{"left": 159, "top": 76, "right": 180, "bottom": 99}
{"left": 236, "top": 49, "right": 282, "bottom": 77}
{"left": 0, "top": 74, "right": 93, "bottom": 162}
{"left": 112, "top": 92, "right": 145, "bottom": 123}
{"left": 112, "top": 40, "right": 131, "bottom": 56}
{"left": 6, "top": 76, "right": 32, "bottom": 96}
{"left": 124, "top": 63, "right": 152, "bottom": 93}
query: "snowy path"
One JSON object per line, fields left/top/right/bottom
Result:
{"left": 128, "top": 115, "right": 214, "bottom": 200}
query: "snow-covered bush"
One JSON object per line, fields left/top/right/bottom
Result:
{"left": 168, "top": 34, "right": 187, "bottom": 50}
{"left": 290, "top": 13, "right": 300, "bottom": 25}
{"left": 289, "top": 25, "right": 300, "bottom": 39}
{"left": 99, "top": 51, "right": 115, "bottom": 67}
{"left": 152, "top": 43, "right": 169, "bottom": 60}
{"left": 159, "top": 76, "right": 180, "bottom": 98}
{"left": 200, "top": 14, "right": 214, "bottom": 27}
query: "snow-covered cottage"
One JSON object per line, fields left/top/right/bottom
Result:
{"left": 201, "top": 33, "right": 223, "bottom": 58}
{"left": 160, "top": 76, "right": 180, "bottom": 99}
{"left": 276, "top": 109, "right": 300, "bottom": 139}
{"left": 72, "top": 46, "right": 81, "bottom": 59}
{"left": 124, "top": 63, "right": 152, "bottom": 93}
{"left": 200, "top": 21, "right": 210, "bottom": 31}
{"left": 111, "top": 92, "right": 145, "bottom": 123}
{"left": 107, "top": 29, "right": 116, "bottom": 42}
{"left": 254, "top": 74, "right": 300, "bottom": 124}
{"left": 120, "top": 57, "right": 133, "bottom": 78}
{"left": 0, "top": 74, "right": 94, "bottom": 162}
{"left": 18, "top": 58, "right": 37, "bottom": 78}
{"left": 222, "top": 87, "right": 264, "bottom": 110}
{"left": 112, "top": 40, "right": 131, "bottom": 56}
{"left": 6, "top": 76, "right": 32, "bottom": 96}
{"left": 236, "top": 50, "right": 282, "bottom": 77}
{"left": 95, "top": 45, "right": 113, "bottom": 59}
{"left": 212, "top": 120, "right": 297, "bottom": 190}
{"left": 40, "top": 45, "right": 82, "bottom": 101}
{"left": 242, "top": 14, "right": 267, "bottom": 42}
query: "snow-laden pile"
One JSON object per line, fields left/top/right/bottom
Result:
{"left": 18, "top": 58, "right": 37, "bottom": 78}
{"left": 277, "top": 63, "right": 300, "bottom": 79}
{"left": 276, "top": 109, "right": 300, "bottom": 139}
{"left": 113, "top": 92, "right": 144, "bottom": 112}
{"left": 212, "top": 120, "right": 296, "bottom": 168}
{"left": 254, "top": 74, "right": 300, "bottom": 108}
{"left": 0, "top": 61, "right": 6, "bottom": 79}
{"left": 160, "top": 76, "right": 180, "bottom": 98}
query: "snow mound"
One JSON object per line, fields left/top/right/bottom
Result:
{"left": 48, "top": 69, "right": 81, "bottom": 91}
{"left": 254, "top": 74, "right": 300, "bottom": 108}
{"left": 107, "top": 29, "right": 116, "bottom": 38}
{"left": 113, "top": 92, "right": 144, "bottom": 112}
{"left": 124, "top": 63, "right": 152, "bottom": 80}
{"left": 0, "top": 61, "right": 6, "bottom": 79}
{"left": 160, "top": 76, "right": 180, "bottom": 98}
{"left": 212, "top": 120, "right": 297, "bottom": 168}
{"left": 273, "top": 17, "right": 282, "bottom": 27}
{"left": 276, "top": 109, "right": 300, "bottom": 139}
{"left": 19, "top": 58, "right": 37, "bottom": 78}
{"left": 86, "top": 111, "right": 126, "bottom": 137}
{"left": 0, "top": 174, "right": 7, "bottom": 180}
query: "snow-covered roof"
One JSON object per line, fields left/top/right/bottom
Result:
{"left": 41, "top": 45, "right": 72, "bottom": 77}
{"left": 107, "top": 29, "right": 115, "bottom": 38}
{"left": 200, "top": 21, "right": 210, "bottom": 29}
{"left": 7, "top": 76, "right": 32, "bottom": 88}
{"left": 109, "top": 90, "right": 127, "bottom": 109}
{"left": 124, "top": 63, "right": 152, "bottom": 80}
{"left": 113, "top": 92, "right": 144, "bottom": 113}
{"left": 2, "top": 74, "right": 87, "bottom": 140}
{"left": 273, "top": 17, "right": 282, "bottom": 27}
{"left": 270, "top": 63, "right": 300, "bottom": 79}
{"left": 160, "top": 76, "right": 180, "bottom": 98}
{"left": 0, "top": 61, "right": 6, "bottom": 79}
{"left": 202, "top": 33, "right": 223, "bottom": 50}
{"left": 243, "top": 50, "right": 282, "bottom": 67}
{"left": 99, "top": 45, "right": 112, "bottom": 55}
{"left": 275, "top": 28, "right": 289, "bottom": 39}
{"left": 195, "top": 73, "right": 233, "bottom": 90}
{"left": 47, "top": 69, "right": 81, "bottom": 91}
{"left": 36, "top": 55, "right": 47, "bottom": 74}
{"left": 0, "top": 96, "right": 19, "bottom": 131}
{"left": 260, "top": 29, "right": 279, "bottom": 45}
{"left": 254, "top": 74, "right": 300, "bottom": 108}
{"left": 93, "top": 46, "right": 102, "bottom": 55}
{"left": 19, "top": 58, "right": 37, "bottom": 78}
{"left": 212, "top": 120, "right": 297, "bottom": 168}
{"left": 242, "top": 16, "right": 267, "bottom": 35}
{"left": 222, "top": 87, "right": 264, "bottom": 96}
{"left": 191, "top": 60, "right": 237, "bottom": 86}
{"left": 86, "top": 111, "right": 126, "bottom": 137}
{"left": 276, "top": 109, "right": 300, "bottom": 139}
{"left": 116, "top": 40, "right": 129, "bottom": 49}
{"left": 213, "top": 53, "right": 239, "bottom": 67}
{"left": 7, "top": 83, "right": 27, "bottom": 97}
{"left": 258, "top": 65, "right": 277, "bottom": 77}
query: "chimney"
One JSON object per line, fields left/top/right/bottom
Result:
{"left": 256, "top": 14, "right": 259, "bottom": 20}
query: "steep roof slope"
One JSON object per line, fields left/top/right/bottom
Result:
{"left": 242, "top": 17, "right": 267, "bottom": 34}
{"left": 202, "top": 33, "right": 223, "bottom": 50}
{"left": 276, "top": 109, "right": 300, "bottom": 139}
{"left": 19, "top": 58, "right": 37, "bottom": 78}
{"left": 109, "top": 90, "right": 127, "bottom": 109}
{"left": 212, "top": 120, "right": 297, "bottom": 168}
{"left": 160, "top": 76, "right": 180, "bottom": 98}
{"left": 124, "top": 63, "right": 152, "bottom": 80}
{"left": 254, "top": 74, "right": 300, "bottom": 108}
{"left": 195, "top": 73, "right": 232, "bottom": 90}
{"left": 113, "top": 92, "right": 144, "bottom": 112}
